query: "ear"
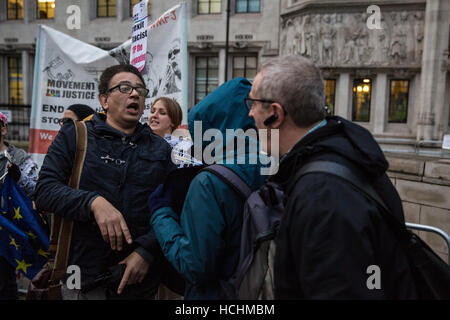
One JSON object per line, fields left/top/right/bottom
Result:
{"left": 269, "top": 103, "right": 285, "bottom": 128}
{"left": 99, "top": 94, "right": 108, "bottom": 112}
{"left": 1, "top": 126, "right": 7, "bottom": 137}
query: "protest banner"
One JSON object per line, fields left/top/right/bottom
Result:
{"left": 130, "top": 0, "right": 149, "bottom": 72}
{"left": 29, "top": 3, "right": 188, "bottom": 167}
{"left": 111, "top": 3, "right": 188, "bottom": 125}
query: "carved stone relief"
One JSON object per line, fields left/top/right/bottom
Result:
{"left": 280, "top": 10, "right": 425, "bottom": 68}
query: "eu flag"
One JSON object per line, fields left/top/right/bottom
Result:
{"left": 0, "top": 176, "right": 49, "bottom": 280}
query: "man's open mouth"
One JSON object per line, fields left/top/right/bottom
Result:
{"left": 126, "top": 103, "right": 139, "bottom": 111}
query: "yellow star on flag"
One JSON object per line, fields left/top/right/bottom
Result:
{"left": 25, "top": 231, "right": 37, "bottom": 240}
{"left": 0, "top": 225, "right": 2, "bottom": 231}
{"left": 13, "top": 207, "right": 22, "bottom": 220}
{"left": 37, "top": 248, "right": 50, "bottom": 258}
{"left": 15, "top": 259, "right": 32, "bottom": 274}
{"left": 9, "top": 236, "right": 19, "bottom": 250}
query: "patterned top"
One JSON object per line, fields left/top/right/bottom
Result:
{"left": 164, "top": 134, "right": 202, "bottom": 168}
{"left": 0, "top": 143, "right": 39, "bottom": 199}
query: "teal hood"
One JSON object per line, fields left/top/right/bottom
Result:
{"left": 188, "top": 77, "right": 267, "bottom": 184}
{"left": 188, "top": 77, "right": 255, "bottom": 147}
{"left": 188, "top": 77, "right": 259, "bottom": 164}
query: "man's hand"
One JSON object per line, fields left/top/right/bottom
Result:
{"left": 91, "top": 196, "right": 132, "bottom": 251}
{"left": 117, "top": 251, "right": 150, "bottom": 295}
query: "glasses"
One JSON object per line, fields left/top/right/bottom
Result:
{"left": 244, "top": 97, "right": 275, "bottom": 110}
{"left": 108, "top": 83, "right": 149, "bottom": 98}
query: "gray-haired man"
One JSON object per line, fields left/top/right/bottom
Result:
{"left": 248, "top": 55, "right": 417, "bottom": 299}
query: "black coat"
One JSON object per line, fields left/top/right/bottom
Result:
{"left": 35, "top": 114, "right": 175, "bottom": 297}
{"left": 272, "top": 116, "right": 417, "bottom": 299}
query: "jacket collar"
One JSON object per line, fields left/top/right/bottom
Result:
{"left": 90, "top": 113, "right": 151, "bottom": 142}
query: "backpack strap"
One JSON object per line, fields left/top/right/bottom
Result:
{"left": 289, "top": 160, "right": 411, "bottom": 243}
{"left": 202, "top": 164, "right": 252, "bottom": 199}
{"left": 49, "top": 119, "right": 88, "bottom": 284}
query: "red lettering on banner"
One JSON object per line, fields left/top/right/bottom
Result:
{"left": 131, "top": 54, "right": 146, "bottom": 65}
{"left": 150, "top": 9, "right": 177, "bottom": 30}
{"left": 170, "top": 10, "right": 177, "bottom": 20}
{"left": 28, "top": 128, "right": 60, "bottom": 154}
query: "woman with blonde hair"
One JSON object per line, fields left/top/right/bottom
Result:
{"left": 149, "top": 97, "right": 201, "bottom": 168}
{"left": 149, "top": 97, "right": 182, "bottom": 138}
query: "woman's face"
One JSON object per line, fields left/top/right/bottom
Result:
{"left": 149, "top": 100, "right": 174, "bottom": 138}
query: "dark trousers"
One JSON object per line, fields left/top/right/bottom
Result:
{"left": 0, "top": 256, "right": 18, "bottom": 300}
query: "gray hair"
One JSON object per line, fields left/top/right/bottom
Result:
{"left": 255, "top": 55, "right": 326, "bottom": 127}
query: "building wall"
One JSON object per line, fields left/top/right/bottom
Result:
{"left": 280, "top": 0, "right": 450, "bottom": 143}
{"left": 387, "top": 154, "right": 450, "bottom": 262}
{"left": 0, "top": 0, "right": 280, "bottom": 108}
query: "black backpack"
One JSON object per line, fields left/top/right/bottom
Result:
{"left": 206, "top": 161, "right": 450, "bottom": 300}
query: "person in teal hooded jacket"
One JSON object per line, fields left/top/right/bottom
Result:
{"left": 148, "top": 77, "right": 267, "bottom": 299}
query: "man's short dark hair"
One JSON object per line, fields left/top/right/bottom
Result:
{"left": 98, "top": 64, "right": 146, "bottom": 96}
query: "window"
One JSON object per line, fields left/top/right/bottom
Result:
{"left": 232, "top": 56, "right": 257, "bottom": 81}
{"left": 130, "top": 0, "right": 151, "bottom": 17}
{"left": 198, "top": 0, "right": 221, "bottom": 14}
{"left": 97, "top": 0, "right": 116, "bottom": 17}
{"left": 8, "top": 57, "right": 23, "bottom": 105}
{"left": 37, "top": 0, "right": 55, "bottom": 19}
{"left": 352, "top": 78, "right": 371, "bottom": 122}
{"left": 388, "top": 80, "right": 409, "bottom": 123}
{"left": 195, "top": 56, "right": 219, "bottom": 104}
{"left": 7, "top": 0, "right": 23, "bottom": 20}
{"left": 324, "top": 79, "right": 336, "bottom": 115}
{"left": 236, "top": 0, "right": 260, "bottom": 13}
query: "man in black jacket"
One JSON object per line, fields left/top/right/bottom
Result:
{"left": 248, "top": 55, "right": 417, "bottom": 299}
{"left": 35, "top": 64, "right": 176, "bottom": 299}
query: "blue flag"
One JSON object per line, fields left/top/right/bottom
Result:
{"left": 0, "top": 176, "right": 50, "bottom": 280}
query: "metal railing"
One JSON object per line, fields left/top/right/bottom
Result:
{"left": 406, "top": 222, "right": 450, "bottom": 264}
{"left": 0, "top": 104, "right": 31, "bottom": 143}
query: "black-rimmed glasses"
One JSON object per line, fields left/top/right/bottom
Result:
{"left": 244, "top": 97, "right": 275, "bottom": 110}
{"left": 108, "top": 83, "right": 149, "bottom": 98}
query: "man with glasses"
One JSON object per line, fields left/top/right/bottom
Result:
{"left": 36, "top": 64, "right": 177, "bottom": 300}
{"left": 248, "top": 55, "right": 416, "bottom": 299}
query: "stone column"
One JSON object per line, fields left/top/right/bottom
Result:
{"left": 373, "top": 73, "right": 388, "bottom": 134}
{"left": 21, "top": 51, "right": 30, "bottom": 105}
{"left": 117, "top": 0, "right": 125, "bottom": 22}
{"left": 0, "top": 57, "right": 8, "bottom": 104}
{"left": 218, "top": 48, "right": 226, "bottom": 85}
{"left": 23, "top": 0, "right": 33, "bottom": 23}
{"left": 417, "top": 0, "right": 450, "bottom": 141}
{"left": 335, "top": 73, "right": 351, "bottom": 119}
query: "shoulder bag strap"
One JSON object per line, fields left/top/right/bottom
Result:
{"left": 49, "top": 120, "right": 88, "bottom": 283}
{"left": 290, "top": 160, "right": 411, "bottom": 243}
{"left": 202, "top": 164, "right": 252, "bottom": 199}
